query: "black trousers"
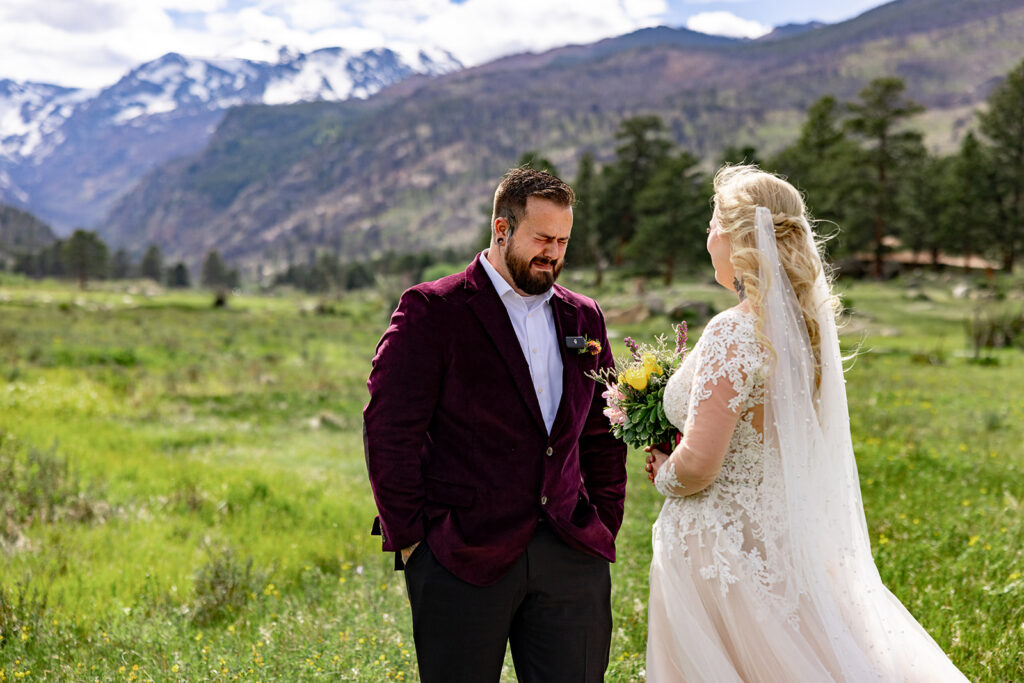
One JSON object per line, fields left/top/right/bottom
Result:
{"left": 402, "top": 523, "right": 612, "bottom": 682}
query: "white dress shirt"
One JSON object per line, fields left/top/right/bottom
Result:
{"left": 480, "top": 251, "right": 563, "bottom": 433}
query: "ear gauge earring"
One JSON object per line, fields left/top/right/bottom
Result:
{"left": 496, "top": 237, "right": 505, "bottom": 245}
{"left": 733, "top": 276, "right": 746, "bottom": 301}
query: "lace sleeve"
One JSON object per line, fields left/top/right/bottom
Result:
{"left": 686, "top": 312, "right": 762, "bottom": 423}
{"left": 655, "top": 311, "right": 763, "bottom": 498}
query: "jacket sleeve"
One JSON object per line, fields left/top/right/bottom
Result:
{"left": 577, "top": 306, "right": 628, "bottom": 537}
{"left": 363, "top": 288, "right": 445, "bottom": 551}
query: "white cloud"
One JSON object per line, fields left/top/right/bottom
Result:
{"left": 0, "top": 0, "right": 670, "bottom": 88}
{"left": 685, "top": 11, "right": 770, "bottom": 38}
{"left": 412, "top": 0, "right": 669, "bottom": 66}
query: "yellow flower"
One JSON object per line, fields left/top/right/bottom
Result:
{"left": 620, "top": 366, "right": 649, "bottom": 391}
{"left": 641, "top": 352, "right": 663, "bottom": 376}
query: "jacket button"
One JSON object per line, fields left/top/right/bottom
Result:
{"left": 540, "top": 496, "right": 548, "bottom": 505}
{"left": 545, "top": 446, "right": 553, "bottom": 456}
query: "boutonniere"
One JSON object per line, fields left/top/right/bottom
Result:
{"left": 565, "top": 335, "right": 602, "bottom": 356}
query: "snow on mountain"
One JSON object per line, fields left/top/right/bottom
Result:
{"left": 262, "top": 46, "right": 460, "bottom": 104}
{"left": 97, "top": 53, "right": 263, "bottom": 125}
{"left": 0, "top": 80, "right": 94, "bottom": 159}
{"left": 0, "top": 44, "right": 463, "bottom": 231}
{"left": 0, "top": 44, "right": 463, "bottom": 159}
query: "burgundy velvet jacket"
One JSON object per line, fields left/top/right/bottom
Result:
{"left": 363, "top": 254, "right": 627, "bottom": 586}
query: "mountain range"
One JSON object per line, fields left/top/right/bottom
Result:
{"left": 3, "top": 0, "right": 1023, "bottom": 275}
{"left": 91, "top": 0, "right": 1024, "bottom": 274}
{"left": 0, "top": 45, "right": 461, "bottom": 233}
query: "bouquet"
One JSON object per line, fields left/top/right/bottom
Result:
{"left": 588, "top": 322, "right": 687, "bottom": 451}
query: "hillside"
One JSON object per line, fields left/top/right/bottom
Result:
{"left": 0, "top": 203, "right": 56, "bottom": 255}
{"left": 98, "top": 0, "right": 1024, "bottom": 272}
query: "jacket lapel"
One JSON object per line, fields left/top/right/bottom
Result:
{"left": 549, "top": 290, "right": 581, "bottom": 437}
{"left": 465, "top": 257, "right": 547, "bottom": 435}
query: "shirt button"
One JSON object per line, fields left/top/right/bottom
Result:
{"left": 532, "top": 347, "right": 537, "bottom": 354}
{"left": 537, "top": 387, "right": 543, "bottom": 394}
{"left": 540, "top": 496, "right": 548, "bottom": 505}
{"left": 545, "top": 447, "right": 553, "bottom": 457}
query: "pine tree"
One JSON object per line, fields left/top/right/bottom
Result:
{"left": 567, "top": 151, "right": 602, "bottom": 280}
{"left": 62, "top": 230, "right": 108, "bottom": 289}
{"left": 140, "top": 244, "right": 163, "bottom": 282}
{"left": 898, "top": 150, "right": 948, "bottom": 265}
{"left": 770, "top": 96, "right": 866, "bottom": 257}
{"left": 627, "top": 151, "right": 708, "bottom": 285}
{"left": 201, "top": 250, "right": 229, "bottom": 289}
{"left": 977, "top": 59, "right": 1024, "bottom": 271}
{"left": 845, "top": 77, "right": 925, "bottom": 277}
{"left": 110, "top": 249, "right": 132, "bottom": 279}
{"left": 597, "top": 115, "right": 673, "bottom": 264}
{"left": 167, "top": 262, "right": 191, "bottom": 288}
{"left": 946, "top": 132, "right": 1000, "bottom": 264}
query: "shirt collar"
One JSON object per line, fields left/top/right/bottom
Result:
{"left": 479, "top": 250, "right": 555, "bottom": 308}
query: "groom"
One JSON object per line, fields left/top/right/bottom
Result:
{"left": 364, "top": 167, "right": 627, "bottom": 682}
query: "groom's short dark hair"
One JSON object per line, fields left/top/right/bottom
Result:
{"left": 492, "top": 167, "right": 575, "bottom": 235}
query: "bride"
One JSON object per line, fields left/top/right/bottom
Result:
{"left": 643, "top": 164, "right": 969, "bottom": 681}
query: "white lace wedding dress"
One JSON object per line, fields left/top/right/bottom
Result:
{"left": 647, "top": 307, "right": 969, "bottom": 682}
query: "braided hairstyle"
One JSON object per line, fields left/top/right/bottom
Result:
{"left": 712, "top": 164, "right": 839, "bottom": 388}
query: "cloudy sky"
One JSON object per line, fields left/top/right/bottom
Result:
{"left": 0, "top": 0, "right": 890, "bottom": 89}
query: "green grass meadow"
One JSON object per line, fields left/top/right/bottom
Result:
{"left": 0, "top": 270, "right": 1021, "bottom": 681}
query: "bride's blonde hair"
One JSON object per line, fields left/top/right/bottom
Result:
{"left": 712, "top": 164, "right": 839, "bottom": 387}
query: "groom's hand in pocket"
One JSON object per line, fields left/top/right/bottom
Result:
{"left": 401, "top": 542, "right": 420, "bottom": 564}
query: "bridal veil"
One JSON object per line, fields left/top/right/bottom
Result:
{"left": 755, "top": 206, "right": 967, "bottom": 681}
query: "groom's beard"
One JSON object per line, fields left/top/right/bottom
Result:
{"left": 505, "top": 240, "right": 563, "bottom": 295}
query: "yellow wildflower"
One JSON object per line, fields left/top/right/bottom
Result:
{"left": 620, "top": 366, "right": 649, "bottom": 391}
{"left": 641, "top": 352, "right": 663, "bottom": 376}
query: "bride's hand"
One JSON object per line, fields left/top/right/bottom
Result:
{"left": 644, "top": 446, "right": 671, "bottom": 484}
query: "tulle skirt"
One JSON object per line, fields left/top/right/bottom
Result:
{"left": 646, "top": 526, "right": 970, "bottom": 682}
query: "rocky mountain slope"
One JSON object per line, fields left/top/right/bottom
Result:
{"left": 0, "top": 202, "right": 56, "bottom": 257}
{"left": 98, "top": 0, "right": 1024, "bottom": 273}
{"left": 0, "top": 46, "right": 461, "bottom": 233}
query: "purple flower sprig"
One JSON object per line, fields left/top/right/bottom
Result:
{"left": 674, "top": 321, "right": 688, "bottom": 356}
{"left": 623, "top": 336, "right": 641, "bottom": 361}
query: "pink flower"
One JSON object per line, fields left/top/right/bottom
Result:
{"left": 602, "top": 383, "right": 625, "bottom": 402}
{"left": 603, "top": 404, "right": 627, "bottom": 425}
{"left": 602, "top": 384, "right": 627, "bottom": 425}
